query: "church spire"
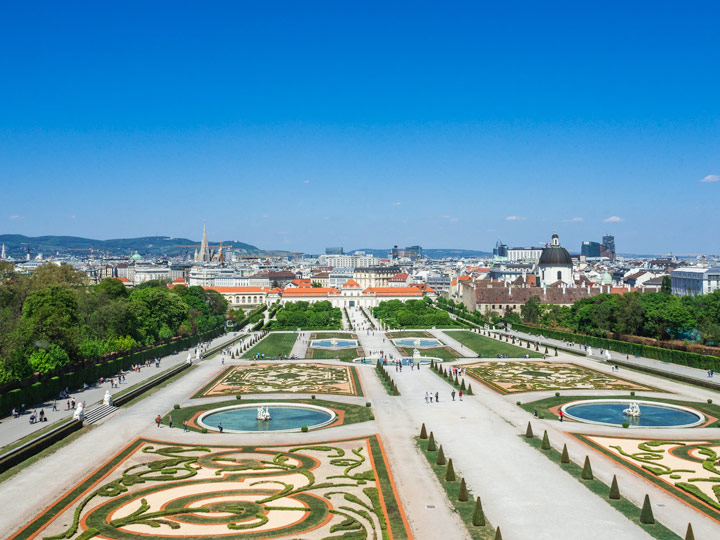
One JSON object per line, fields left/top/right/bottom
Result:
{"left": 199, "top": 221, "right": 210, "bottom": 262}
{"left": 0, "top": 243, "right": 5, "bottom": 260}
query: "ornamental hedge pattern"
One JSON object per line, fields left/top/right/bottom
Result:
{"left": 12, "top": 436, "right": 410, "bottom": 540}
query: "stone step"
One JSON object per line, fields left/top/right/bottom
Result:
{"left": 83, "top": 404, "right": 119, "bottom": 425}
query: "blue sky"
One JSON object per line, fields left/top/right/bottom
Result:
{"left": 1, "top": 1, "right": 718, "bottom": 255}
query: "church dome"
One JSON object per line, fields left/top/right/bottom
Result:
{"left": 130, "top": 251, "right": 142, "bottom": 261}
{"left": 538, "top": 233, "right": 572, "bottom": 266}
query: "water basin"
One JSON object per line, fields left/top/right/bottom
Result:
{"left": 561, "top": 400, "right": 704, "bottom": 428}
{"left": 198, "top": 403, "right": 336, "bottom": 433}
{"left": 310, "top": 339, "right": 358, "bottom": 349}
{"left": 392, "top": 338, "right": 443, "bottom": 348}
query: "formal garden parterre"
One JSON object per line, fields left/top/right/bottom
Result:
{"left": 11, "top": 435, "right": 411, "bottom": 540}
{"left": 445, "top": 330, "right": 543, "bottom": 358}
{"left": 306, "top": 332, "right": 366, "bottom": 362}
{"left": 464, "top": 361, "right": 653, "bottom": 394}
{"left": 386, "top": 331, "right": 461, "bottom": 361}
{"left": 575, "top": 434, "right": 720, "bottom": 522}
{"left": 194, "top": 363, "right": 363, "bottom": 398}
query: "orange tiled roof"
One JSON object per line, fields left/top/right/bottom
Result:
{"left": 281, "top": 287, "right": 340, "bottom": 297}
{"left": 289, "top": 279, "right": 312, "bottom": 287}
{"left": 204, "top": 286, "right": 270, "bottom": 293}
{"left": 117, "top": 277, "right": 131, "bottom": 283}
{"left": 458, "top": 276, "right": 471, "bottom": 281}
{"left": 342, "top": 279, "right": 361, "bottom": 288}
{"left": 363, "top": 287, "right": 423, "bottom": 296}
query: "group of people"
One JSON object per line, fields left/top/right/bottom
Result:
{"left": 424, "top": 388, "right": 463, "bottom": 402}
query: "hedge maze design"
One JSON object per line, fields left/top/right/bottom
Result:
{"left": 196, "top": 363, "right": 361, "bottom": 397}
{"left": 579, "top": 435, "right": 720, "bottom": 520}
{"left": 14, "top": 436, "right": 410, "bottom": 540}
{"left": 465, "top": 361, "right": 651, "bottom": 394}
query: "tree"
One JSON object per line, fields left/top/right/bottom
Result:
{"left": 28, "top": 344, "right": 70, "bottom": 374}
{"left": 22, "top": 285, "right": 80, "bottom": 360}
{"left": 661, "top": 275, "right": 672, "bottom": 294}
{"left": 521, "top": 296, "right": 542, "bottom": 324}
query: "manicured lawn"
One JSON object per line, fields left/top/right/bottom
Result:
{"left": 309, "top": 332, "right": 356, "bottom": 339}
{"left": 242, "top": 332, "right": 298, "bottom": 358}
{"left": 520, "top": 394, "right": 720, "bottom": 426}
{"left": 447, "top": 330, "right": 543, "bottom": 358}
{"left": 395, "top": 345, "right": 460, "bottom": 361}
{"left": 386, "top": 331, "right": 432, "bottom": 338}
{"left": 163, "top": 398, "right": 374, "bottom": 432}
{"left": 308, "top": 348, "right": 364, "bottom": 362}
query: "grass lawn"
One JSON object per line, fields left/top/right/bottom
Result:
{"left": 519, "top": 394, "right": 720, "bottom": 426}
{"left": 242, "top": 332, "right": 298, "bottom": 358}
{"left": 163, "top": 397, "right": 373, "bottom": 432}
{"left": 307, "top": 348, "right": 364, "bottom": 362}
{"left": 386, "top": 331, "right": 432, "bottom": 338}
{"left": 395, "top": 345, "right": 460, "bottom": 361}
{"left": 447, "top": 330, "right": 543, "bottom": 358}
{"left": 309, "top": 332, "right": 356, "bottom": 339}
{"left": 524, "top": 434, "right": 680, "bottom": 540}
{"left": 416, "top": 435, "right": 495, "bottom": 539}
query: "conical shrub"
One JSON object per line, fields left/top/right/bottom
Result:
{"left": 427, "top": 432, "right": 436, "bottom": 452}
{"left": 640, "top": 494, "right": 655, "bottom": 524}
{"left": 541, "top": 430, "right": 550, "bottom": 450}
{"left": 445, "top": 459, "right": 456, "bottom": 481}
{"left": 467, "top": 384, "right": 473, "bottom": 395}
{"left": 581, "top": 456, "right": 593, "bottom": 480}
{"left": 685, "top": 523, "right": 695, "bottom": 540}
{"left": 561, "top": 443, "right": 570, "bottom": 463}
{"left": 527, "top": 342, "right": 531, "bottom": 348}
{"left": 609, "top": 475, "right": 620, "bottom": 499}
{"left": 460, "top": 379, "right": 466, "bottom": 391}
{"left": 458, "top": 477, "right": 468, "bottom": 501}
{"left": 472, "top": 497, "right": 485, "bottom": 526}
{"left": 555, "top": 348, "right": 559, "bottom": 356}
{"left": 494, "top": 526, "right": 503, "bottom": 540}
{"left": 420, "top": 423, "right": 428, "bottom": 439}
{"left": 525, "top": 422, "right": 534, "bottom": 438}
{"left": 454, "top": 374, "right": 459, "bottom": 386}
{"left": 436, "top": 445, "right": 446, "bottom": 465}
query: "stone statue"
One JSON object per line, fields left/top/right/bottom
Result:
{"left": 413, "top": 348, "right": 421, "bottom": 360}
{"left": 257, "top": 406, "right": 271, "bottom": 421}
{"left": 586, "top": 346, "right": 594, "bottom": 357}
{"left": 604, "top": 349, "right": 612, "bottom": 361}
{"left": 623, "top": 402, "right": 641, "bottom": 417}
{"left": 73, "top": 401, "right": 86, "bottom": 421}
{"left": 103, "top": 390, "right": 113, "bottom": 407}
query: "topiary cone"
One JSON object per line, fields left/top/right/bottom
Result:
{"left": 460, "top": 379, "right": 466, "bottom": 391}
{"left": 436, "top": 445, "right": 446, "bottom": 465}
{"left": 472, "top": 496, "right": 485, "bottom": 526}
{"left": 427, "top": 432, "right": 437, "bottom": 452}
{"left": 582, "top": 456, "right": 593, "bottom": 480}
{"left": 609, "top": 475, "right": 620, "bottom": 499}
{"left": 685, "top": 523, "right": 695, "bottom": 540}
{"left": 467, "top": 384, "right": 473, "bottom": 395}
{"left": 561, "top": 443, "right": 570, "bottom": 464}
{"left": 494, "top": 526, "right": 503, "bottom": 540}
{"left": 454, "top": 374, "right": 459, "bottom": 386}
{"left": 640, "top": 494, "right": 655, "bottom": 524}
{"left": 525, "top": 422, "right": 534, "bottom": 438}
{"left": 458, "top": 477, "right": 468, "bottom": 501}
{"left": 420, "top": 423, "right": 428, "bottom": 439}
{"left": 445, "top": 459, "right": 456, "bottom": 481}
{"left": 541, "top": 430, "right": 550, "bottom": 450}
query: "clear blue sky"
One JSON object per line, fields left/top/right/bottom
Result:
{"left": 1, "top": 1, "right": 718, "bottom": 255}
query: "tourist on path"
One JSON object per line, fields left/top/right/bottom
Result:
{"left": 459, "top": 390, "right": 463, "bottom": 401}
{"left": 183, "top": 420, "right": 188, "bottom": 432}
{"left": 435, "top": 392, "right": 439, "bottom": 403}
{"left": 451, "top": 390, "right": 456, "bottom": 401}
{"left": 156, "top": 414, "right": 162, "bottom": 427}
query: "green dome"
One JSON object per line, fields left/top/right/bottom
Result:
{"left": 600, "top": 271, "right": 612, "bottom": 285}
{"left": 130, "top": 251, "right": 142, "bottom": 261}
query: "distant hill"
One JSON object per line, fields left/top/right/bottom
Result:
{"left": 349, "top": 248, "right": 492, "bottom": 259}
{"left": 0, "top": 234, "right": 259, "bottom": 258}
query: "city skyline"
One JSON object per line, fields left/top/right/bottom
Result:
{"left": 1, "top": 2, "right": 719, "bottom": 254}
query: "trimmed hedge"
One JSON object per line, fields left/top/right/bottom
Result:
{"left": 0, "top": 326, "right": 226, "bottom": 416}
{"left": 512, "top": 323, "right": 720, "bottom": 370}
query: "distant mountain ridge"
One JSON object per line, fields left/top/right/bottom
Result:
{"left": 0, "top": 234, "right": 259, "bottom": 258}
{"left": 349, "top": 248, "right": 492, "bottom": 259}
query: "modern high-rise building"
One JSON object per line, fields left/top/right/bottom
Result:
{"left": 581, "top": 241, "right": 602, "bottom": 258}
{"left": 493, "top": 239, "right": 509, "bottom": 258}
{"left": 601, "top": 234, "right": 616, "bottom": 260}
{"left": 325, "top": 247, "right": 344, "bottom": 255}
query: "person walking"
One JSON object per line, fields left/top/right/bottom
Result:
{"left": 435, "top": 391, "right": 439, "bottom": 403}
{"left": 425, "top": 392, "right": 429, "bottom": 404}
{"left": 183, "top": 420, "right": 188, "bottom": 432}
{"left": 156, "top": 414, "right": 162, "bottom": 427}
{"left": 218, "top": 423, "right": 224, "bottom": 433}
{"left": 451, "top": 390, "right": 456, "bottom": 401}
{"left": 459, "top": 390, "right": 463, "bottom": 401}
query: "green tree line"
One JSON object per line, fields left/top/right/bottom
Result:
{"left": 373, "top": 298, "right": 458, "bottom": 328}
{"left": 0, "top": 262, "right": 227, "bottom": 385}
{"left": 517, "top": 289, "right": 720, "bottom": 345}
{"left": 270, "top": 300, "right": 342, "bottom": 330}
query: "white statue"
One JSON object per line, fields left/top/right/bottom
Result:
{"left": 73, "top": 401, "right": 86, "bottom": 421}
{"left": 103, "top": 390, "right": 113, "bottom": 407}
{"left": 413, "top": 348, "right": 421, "bottom": 360}
{"left": 330, "top": 338, "right": 338, "bottom": 347}
{"left": 604, "top": 349, "right": 612, "bottom": 361}
{"left": 257, "top": 406, "right": 271, "bottom": 421}
{"left": 586, "top": 346, "right": 594, "bottom": 357}
{"left": 623, "top": 402, "right": 642, "bottom": 417}
{"left": 413, "top": 339, "right": 422, "bottom": 347}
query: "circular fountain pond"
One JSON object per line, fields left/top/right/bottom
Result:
{"left": 392, "top": 338, "right": 443, "bottom": 348}
{"left": 310, "top": 339, "right": 358, "bottom": 349}
{"left": 561, "top": 399, "right": 705, "bottom": 428}
{"left": 198, "top": 403, "right": 336, "bottom": 433}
